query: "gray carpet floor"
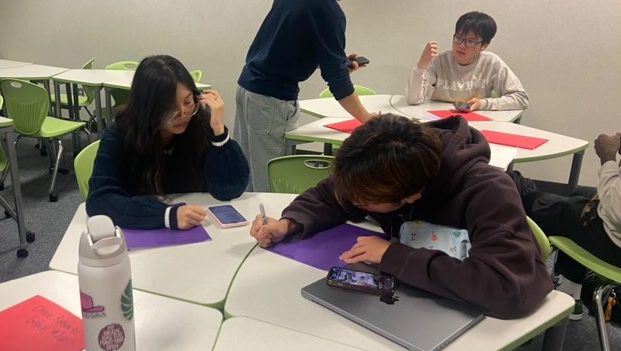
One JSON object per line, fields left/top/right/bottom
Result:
{"left": 0, "top": 137, "right": 619, "bottom": 350}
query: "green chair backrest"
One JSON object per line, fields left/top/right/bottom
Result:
{"left": 0, "top": 95, "right": 5, "bottom": 172}
{"left": 105, "top": 61, "right": 139, "bottom": 71}
{"left": 0, "top": 94, "right": 3, "bottom": 109}
{"left": 526, "top": 216, "right": 553, "bottom": 260}
{"left": 268, "top": 155, "right": 335, "bottom": 194}
{"left": 190, "top": 70, "right": 202, "bottom": 83}
{"left": 74, "top": 140, "right": 101, "bottom": 200}
{"left": 548, "top": 236, "right": 621, "bottom": 283}
{"left": 319, "top": 85, "right": 376, "bottom": 98}
{"left": 0, "top": 79, "right": 49, "bottom": 136}
{"left": 81, "top": 58, "right": 98, "bottom": 103}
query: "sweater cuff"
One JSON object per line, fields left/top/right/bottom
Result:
{"left": 380, "top": 242, "right": 413, "bottom": 276}
{"left": 165, "top": 207, "right": 172, "bottom": 229}
{"left": 168, "top": 204, "right": 183, "bottom": 230}
{"left": 211, "top": 126, "right": 229, "bottom": 146}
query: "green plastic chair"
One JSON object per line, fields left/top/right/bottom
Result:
{"left": 0, "top": 95, "right": 7, "bottom": 188}
{"left": 105, "top": 61, "right": 138, "bottom": 108}
{"left": 268, "top": 155, "right": 335, "bottom": 194}
{"left": 1, "top": 79, "right": 91, "bottom": 202}
{"left": 190, "top": 70, "right": 202, "bottom": 83}
{"left": 74, "top": 140, "right": 100, "bottom": 200}
{"left": 50, "top": 58, "right": 97, "bottom": 120}
{"left": 548, "top": 236, "right": 621, "bottom": 351}
{"left": 526, "top": 216, "right": 553, "bottom": 260}
{"left": 319, "top": 85, "right": 376, "bottom": 98}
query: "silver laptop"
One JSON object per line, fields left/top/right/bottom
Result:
{"left": 301, "top": 277, "right": 484, "bottom": 351}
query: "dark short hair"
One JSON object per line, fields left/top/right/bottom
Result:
{"left": 332, "top": 114, "right": 442, "bottom": 205}
{"left": 455, "top": 11, "right": 497, "bottom": 45}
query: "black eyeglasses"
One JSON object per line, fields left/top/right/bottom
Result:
{"left": 452, "top": 34, "right": 483, "bottom": 48}
{"left": 164, "top": 95, "right": 201, "bottom": 123}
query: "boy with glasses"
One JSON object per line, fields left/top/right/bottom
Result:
{"left": 406, "top": 11, "right": 529, "bottom": 111}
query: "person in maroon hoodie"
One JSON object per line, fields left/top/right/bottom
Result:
{"left": 251, "top": 114, "right": 552, "bottom": 319}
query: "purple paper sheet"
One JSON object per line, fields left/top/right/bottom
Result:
{"left": 267, "top": 223, "right": 387, "bottom": 271}
{"left": 122, "top": 225, "right": 211, "bottom": 251}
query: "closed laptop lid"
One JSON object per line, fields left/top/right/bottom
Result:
{"left": 301, "top": 278, "right": 484, "bottom": 351}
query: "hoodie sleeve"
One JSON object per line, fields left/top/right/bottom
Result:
{"left": 281, "top": 178, "right": 367, "bottom": 236}
{"left": 380, "top": 165, "right": 552, "bottom": 319}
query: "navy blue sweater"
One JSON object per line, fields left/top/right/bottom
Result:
{"left": 86, "top": 126, "right": 249, "bottom": 230}
{"left": 238, "top": 0, "right": 354, "bottom": 101}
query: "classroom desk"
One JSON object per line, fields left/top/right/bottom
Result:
{"left": 0, "top": 117, "right": 30, "bottom": 257}
{"left": 0, "top": 64, "right": 68, "bottom": 99}
{"left": 389, "top": 95, "right": 524, "bottom": 123}
{"left": 0, "top": 270, "right": 222, "bottom": 351}
{"left": 49, "top": 192, "right": 297, "bottom": 308}
{"left": 224, "top": 244, "right": 574, "bottom": 351}
{"left": 214, "top": 317, "right": 365, "bottom": 351}
{"left": 52, "top": 69, "right": 212, "bottom": 138}
{"left": 300, "top": 94, "right": 404, "bottom": 119}
{"left": 0, "top": 59, "right": 31, "bottom": 69}
{"left": 286, "top": 118, "right": 588, "bottom": 188}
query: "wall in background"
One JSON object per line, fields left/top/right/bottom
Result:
{"left": 1, "top": 0, "right": 620, "bottom": 186}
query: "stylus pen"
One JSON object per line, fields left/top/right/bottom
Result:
{"left": 259, "top": 203, "right": 268, "bottom": 225}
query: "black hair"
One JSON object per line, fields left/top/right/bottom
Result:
{"left": 455, "top": 11, "right": 497, "bottom": 45}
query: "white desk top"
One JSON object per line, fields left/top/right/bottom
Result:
{"left": 53, "top": 69, "right": 212, "bottom": 90}
{"left": 286, "top": 117, "right": 588, "bottom": 167}
{"left": 389, "top": 95, "right": 524, "bottom": 123}
{"left": 300, "top": 94, "right": 404, "bottom": 118}
{"left": 214, "top": 317, "right": 364, "bottom": 351}
{"left": 0, "top": 117, "right": 13, "bottom": 128}
{"left": 224, "top": 246, "right": 574, "bottom": 351}
{"left": 0, "top": 64, "right": 68, "bottom": 79}
{"left": 0, "top": 271, "right": 222, "bottom": 351}
{"left": 0, "top": 59, "right": 31, "bottom": 69}
{"left": 49, "top": 192, "right": 297, "bottom": 307}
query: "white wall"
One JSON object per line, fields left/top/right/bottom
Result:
{"left": 1, "top": 0, "right": 620, "bottom": 186}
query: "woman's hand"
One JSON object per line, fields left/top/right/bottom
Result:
{"left": 177, "top": 205, "right": 207, "bottom": 230}
{"left": 199, "top": 90, "right": 225, "bottom": 136}
{"left": 250, "top": 216, "right": 292, "bottom": 247}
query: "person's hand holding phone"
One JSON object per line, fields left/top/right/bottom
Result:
{"left": 346, "top": 53, "right": 368, "bottom": 73}
{"left": 250, "top": 216, "right": 292, "bottom": 247}
{"left": 339, "top": 236, "right": 391, "bottom": 264}
{"left": 177, "top": 205, "right": 207, "bottom": 230}
{"left": 199, "top": 90, "right": 225, "bottom": 136}
{"left": 466, "top": 98, "right": 483, "bottom": 111}
{"left": 417, "top": 41, "right": 438, "bottom": 70}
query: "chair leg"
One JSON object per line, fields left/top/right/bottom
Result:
{"left": 48, "top": 139, "right": 64, "bottom": 202}
{"left": 593, "top": 284, "right": 615, "bottom": 351}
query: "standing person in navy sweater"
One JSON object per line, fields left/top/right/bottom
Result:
{"left": 235, "top": 0, "right": 376, "bottom": 192}
{"left": 87, "top": 55, "right": 249, "bottom": 230}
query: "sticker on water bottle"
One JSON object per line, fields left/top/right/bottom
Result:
{"left": 80, "top": 292, "right": 106, "bottom": 318}
{"left": 98, "top": 323, "right": 125, "bottom": 351}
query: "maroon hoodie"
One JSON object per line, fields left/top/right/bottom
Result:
{"left": 282, "top": 117, "right": 553, "bottom": 319}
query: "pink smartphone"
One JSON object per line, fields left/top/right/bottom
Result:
{"left": 207, "top": 205, "right": 248, "bottom": 228}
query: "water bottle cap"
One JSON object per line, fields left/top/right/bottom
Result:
{"left": 79, "top": 215, "right": 128, "bottom": 267}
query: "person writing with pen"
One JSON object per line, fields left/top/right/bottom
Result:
{"left": 250, "top": 113, "right": 552, "bottom": 319}
{"left": 87, "top": 55, "right": 249, "bottom": 230}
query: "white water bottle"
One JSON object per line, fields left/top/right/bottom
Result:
{"left": 78, "top": 215, "right": 136, "bottom": 351}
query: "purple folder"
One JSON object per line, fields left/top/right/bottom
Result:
{"left": 267, "top": 223, "right": 387, "bottom": 271}
{"left": 122, "top": 225, "right": 211, "bottom": 251}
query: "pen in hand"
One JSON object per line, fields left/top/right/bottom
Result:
{"left": 259, "top": 203, "right": 268, "bottom": 225}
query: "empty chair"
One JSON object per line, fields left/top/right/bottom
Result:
{"left": 105, "top": 61, "right": 138, "bottom": 109}
{"left": 319, "top": 85, "right": 376, "bottom": 98}
{"left": 50, "top": 58, "right": 97, "bottom": 125}
{"left": 268, "top": 155, "right": 334, "bottom": 194}
{"left": 1, "top": 79, "right": 91, "bottom": 202}
{"left": 74, "top": 140, "right": 100, "bottom": 200}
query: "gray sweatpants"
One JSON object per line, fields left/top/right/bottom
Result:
{"left": 234, "top": 85, "right": 299, "bottom": 192}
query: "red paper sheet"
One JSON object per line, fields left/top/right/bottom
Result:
{"left": 324, "top": 119, "right": 361, "bottom": 134}
{"left": 480, "top": 130, "right": 548, "bottom": 150}
{"left": 0, "top": 295, "right": 84, "bottom": 351}
{"left": 428, "top": 110, "right": 492, "bottom": 122}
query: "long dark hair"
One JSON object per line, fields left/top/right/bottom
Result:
{"left": 115, "top": 55, "right": 210, "bottom": 195}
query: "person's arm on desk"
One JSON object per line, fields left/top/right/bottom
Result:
{"left": 336, "top": 93, "right": 376, "bottom": 123}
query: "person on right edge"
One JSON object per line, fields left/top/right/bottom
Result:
{"left": 511, "top": 132, "right": 621, "bottom": 320}
{"left": 406, "top": 11, "right": 529, "bottom": 111}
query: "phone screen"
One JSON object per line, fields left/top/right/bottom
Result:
{"left": 208, "top": 205, "right": 246, "bottom": 224}
{"left": 327, "top": 267, "right": 393, "bottom": 293}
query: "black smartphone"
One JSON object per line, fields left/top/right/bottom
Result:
{"left": 347, "top": 56, "right": 370, "bottom": 68}
{"left": 453, "top": 101, "right": 471, "bottom": 112}
{"left": 326, "top": 266, "right": 395, "bottom": 295}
